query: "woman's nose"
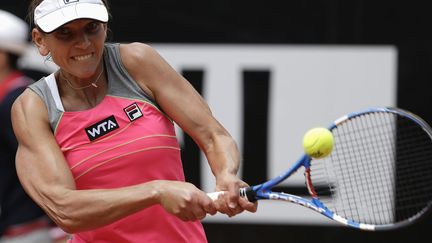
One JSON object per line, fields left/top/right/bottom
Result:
{"left": 75, "top": 34, "right": 91, "bottom": 49}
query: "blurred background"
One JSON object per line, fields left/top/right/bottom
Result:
{"left": 2, "top": 0, "right": 432, "bottom": 242}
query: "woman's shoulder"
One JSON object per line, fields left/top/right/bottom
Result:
{"left": 120, "top": 42, "right": 154, "bottom": 51}
{"left": 13, "top": 88, "right": 46, "bottom": 112}
{"left": 118, "top": 42, "right": 160, "bottom": 64}
{"left": 11, "top": 87, "right": 55, "bottom": 149}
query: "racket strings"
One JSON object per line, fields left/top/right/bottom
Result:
{"left": 346, "top": 113, "right": 395, "bottom": 224}
{"left": 331, "top": 113, "right": 395, "bottom": 224}
{"left": 373, "top": 113, "right": 398, "bottom": 222}
{"left": 393, "top": 116, "right": 432, "bottom": 221}
{"left": 310, "top": 111, "right": 432, "bottom": 226}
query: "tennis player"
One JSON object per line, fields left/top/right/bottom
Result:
{"left": 11, "top": 0, "right": 256, "bottom": 242}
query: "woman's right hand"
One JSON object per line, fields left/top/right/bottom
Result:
{"left": 155, "top": 181, "right": 217, "bottom": 221}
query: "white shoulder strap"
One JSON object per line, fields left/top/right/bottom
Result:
{"left": 45, "top": 73, "right": 64, "bottom": 112}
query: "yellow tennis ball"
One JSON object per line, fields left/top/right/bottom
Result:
{"left": 303, "top": 127, "right": 334, "bottom": 159}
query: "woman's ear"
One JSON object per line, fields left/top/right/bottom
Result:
{"left": 32, "top": 28, "right": 50, "bottom": 56}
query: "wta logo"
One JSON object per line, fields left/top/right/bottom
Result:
{"left": 85, "top": 115, "right": 119, "bottom": 141}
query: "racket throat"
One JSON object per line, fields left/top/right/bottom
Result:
{"left": 304, "top": 168, "right": 318, "bottom": 198}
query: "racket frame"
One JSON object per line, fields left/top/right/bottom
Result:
{"left": 242, "top": 107, "right": 432, "bottom": 231}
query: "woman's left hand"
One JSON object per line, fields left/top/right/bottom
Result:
{"left": 212, "top": 172, "right": 258, "bottom": 217}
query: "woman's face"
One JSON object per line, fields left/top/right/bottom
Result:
{"left": 33, "top": 19, "right": 107, "bottom": 79}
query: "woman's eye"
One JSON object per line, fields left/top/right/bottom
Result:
{"left": 57, "top": 27, "right": 70, "bottom": 35}
{"left": 55, "top": 28, "right": 72, "bottom": 39}
{"left": 61, "top": 27, "right": 70, "bottom": 33}
{"left": 87, "top": 22, "right": 100, "bottom": 32}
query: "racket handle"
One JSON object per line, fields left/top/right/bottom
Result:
{"left": 207, "top": 191, "right": 225, "bottom": 201}
{"left": 207, "top": 187, "right": 257, "bottom": 202}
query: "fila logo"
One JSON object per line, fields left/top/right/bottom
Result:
{"left": 63, "top": 0, "right": 79, "bottom": 4}
{"left": 85, "top": 115, "right": 119, "bottom": 141}
{"left": 124, "top": 103, "right": 143, "bottom": 122}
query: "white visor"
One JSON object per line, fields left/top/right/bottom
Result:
{"left": 34, "top": 0, "right": 109, "bottom": 33}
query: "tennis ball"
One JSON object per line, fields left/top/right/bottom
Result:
{"left": 303, "top": 127, "right": 334, "bottom": 159}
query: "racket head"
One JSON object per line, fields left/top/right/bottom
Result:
{"left": 307, "top": 107, "right": 432, "bottom": 230}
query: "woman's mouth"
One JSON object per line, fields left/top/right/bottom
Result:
{"left": 73, "top": 53, "right": 93, "bottom": 61}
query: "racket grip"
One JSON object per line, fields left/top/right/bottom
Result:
{"left": 207, "top": 187, "right": 257, "bottom": 202}
{"left": 207, "top": 191, "right": 225, "bottom": 201}
{"left": 240, "top": 187, "right": 257, "bottom": 202}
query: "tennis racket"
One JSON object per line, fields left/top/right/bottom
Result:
{"left": 208, "top": 107, "right": 432, "bottom": 231}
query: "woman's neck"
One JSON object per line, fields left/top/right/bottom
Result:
{"left": 56, "top": 70, "right": 108, "bottom": 111}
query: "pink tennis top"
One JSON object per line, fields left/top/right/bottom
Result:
{"left": 28, "top": 43, "right": 207, "bottom": 243}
